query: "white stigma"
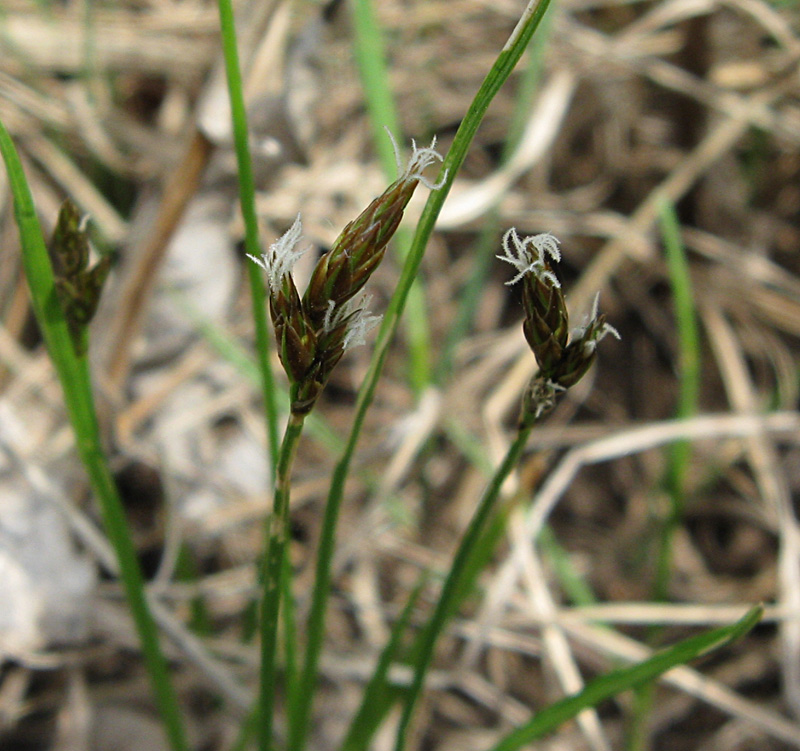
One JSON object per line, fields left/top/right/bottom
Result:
{"left": 247, "top": 214, "right": 307, "bottom": 294}
{"left": 497, "top": 227, "right": 561, "bottom": 287}
{"left": 322, "top": 294, "right": 382, "bottom": 351}
{"left": 344, "top": 295, "right": 382, "bottom": 350}
{"left": 571, "top": 292, "right": 621, "bottom": 351}
{"left": 386, "top": 127, "right": 447, "bottom": 190}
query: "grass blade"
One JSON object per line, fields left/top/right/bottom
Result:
{"left": 486, "top": 606, "right": 763, "bottom": 751}
{"left": 435, "top": 8, "right": 555, "bottom": 383}
{"left": 339, "top": 577, "right": 427, "bottom": 751}
{"left": 659, "top": 197, "right": 701, "bottom": 502}
{"left": 0, "top": 120, "right": 188, "bottom": 751}
{"left": 216, "top": 0, "right": 280, "bottom": 475}
{"left": 629, "top": 197, "right": 702, "bottom": 750}
{"left": 292, "top": 2, "right": 554, "bottom": 748}
{"left": 394, "top": 427, "right": 533, "bottom": 751}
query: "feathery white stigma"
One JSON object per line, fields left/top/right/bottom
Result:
{"left": 571, "top": 292, "right": 621, "bottom": 353}
{"left": 497, "top": 227, "right": 561, "bottom": 287}
{"left": 247, "top": 214, "right": 307, "bottom": 294}
{"left": 386, "top": 128, "right": 447, "bottom": 190}
{"left": 321, "top": 294, "right": 382, "bottom": 351}
{"left": 343, "top": 296, "right": 382, "bottom": 351}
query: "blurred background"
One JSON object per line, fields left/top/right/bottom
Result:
{"left": 1, "top": 0, "right": 800, "bottom": 749}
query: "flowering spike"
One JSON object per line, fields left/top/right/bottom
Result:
{"left": 249, "top": 137, "right": 444, "bottom": 416}
{"left": 499, "top": 228, "right": 619, "bottom": 426}
{"left": 50, "top": 199, "right": 111, "bottom": 356}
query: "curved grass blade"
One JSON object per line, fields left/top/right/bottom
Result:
{"left": 394, "top": 427, "right": 533, "bottom": 751}
{"left": 487, "top": 606, "right": 763, "bottom": 751}
{"left": 0, "top": 121, "right": 189, "bottom": 751}
{"left": 350, "top": 0, "right": 431, "bottom": 392}
{"left": 216, "top": 0, "right": 280, "bottom": 474}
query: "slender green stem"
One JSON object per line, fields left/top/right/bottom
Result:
{"left": 394, "top": 426, "right": 533, "bottom": 751}
{"left": 350, "top": 0, "right": 431, "bottom": 392}
{"left": 350, "top": 0, "right": 401, "bottom": 180}
{"left": 339, "top": 576, "right": 428, "bottom": 751}
{"left": 281, "top": 544, "right": 299, "bottom": 717}
{"left": 290, "top": 3, "right": 553, "bottom": 749}
{"left": 216, "top": 7, "right": 298, "bottom": 741}
{"left": 259, "top": 413, "right": 305, "bottom": 751}
{"left": 217, "top": 0, "right": 280, "bottom": 476}
{"left": 659, "top": 197, "right": 701, "bottom": 514}
{"left": 81, "top": 433, "right": 188, "bottom": 751}
{"left": 629, "top": 199, "right": 701, "bottom": 751}
{"left": 0, "top": 122, "right": 188, "bottom": 751}
{"left": 435, "top": 11, "right": 554, "bottom": 384}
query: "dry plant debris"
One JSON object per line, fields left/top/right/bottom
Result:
{"left": 1, "top": 0, "right": 800, "bottom": 749}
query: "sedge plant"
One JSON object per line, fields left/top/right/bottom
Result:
{"left": 0, "top": 0, "right": 766, "bottom": 748}
{"left": 393, "top": 227, "right": 621, "bottom": 751}
{"left": 0, "top": 125, "right": 189, "bottom": 751}
{"left": 289, "top": 2, "right": 558, "bottom": 747}
{"left": 235, "top": 1, "right": 760, "bottom": 749}
{"left": 247, "top": 138, "right": 445, "bottom": 751}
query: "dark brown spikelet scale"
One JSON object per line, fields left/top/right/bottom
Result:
{"left": 50, "top": 200, "right": 88, "bottom": 277}
{"left": 521, "top": 264, "right": 569, "bottom": 378}
{"left": 270, "top": 275, "right": 316, "bottom": 385}
{"left": 554, "top": 313, "right": 611, "bottom": 389}
{"left": 303, "top": 176, "right": 417, "bottom": 330}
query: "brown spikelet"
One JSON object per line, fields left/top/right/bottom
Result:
{"left": 303, "top": 175, "right": 417, "bottom": 330}
{"left": 498, "top": 228, "right": 619, "bottom": 426}
{"left": 250, "top": 137, "right": 445, "bottom": 417}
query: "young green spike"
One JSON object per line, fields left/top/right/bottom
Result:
{"left": 49, "top": 199, "right": 111, "bottom": 356}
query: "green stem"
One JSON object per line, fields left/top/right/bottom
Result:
{"left": 290, "top": 2, "right": 553, "bottom": 749}
{"left": 216, "top": 0, "right": 280, "bottom": 476}
{"left": 259, "top": 412, "right": 305, "bottom": 751}
{"left": 350, "top": 0, "right": 431, "bottom": 392}
{"left": 656, "top": 196, "right": 701, "bottom": 595}
{"left": 629, "top": 199, "right": 701, "bottom": 751}
{"left": 0, "top": 121, "right": 188, "bottom": 751}
{"left": 80, "top": 430, "right": 188, "bottom": 751}
{"left": 394, "top": 426, "right": 533, "bottom": 751}
{"left": 435, "top": 11, "right": 554, "bottom": 384}
{"left": 216, "top": 8, "right": 296, "bottom": 739}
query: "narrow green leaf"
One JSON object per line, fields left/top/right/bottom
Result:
{"left": 0, "top": 120, "right": 188, "bottom": 751}
{"left": 487, "top": 606, "right": 763, "bottom": 751}
{"left": 395, "top": 427, "right": 533, "bottom": 751}
{"left": 350, "top": 0, "right": 431, "bottom": 393}
{"left": 340, "top": 577, "right": 427, "bottom": 751}
{"left": 216, "top": 0, "right": 280, "bottom": 476}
